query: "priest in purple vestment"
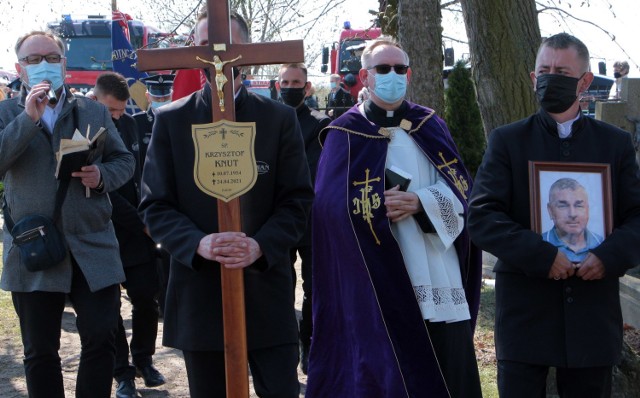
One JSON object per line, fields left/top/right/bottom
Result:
{"left": 307, "top": 38, "right": 483, "bottom": 398}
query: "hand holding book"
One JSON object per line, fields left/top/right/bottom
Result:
{"left": 56, "top": 125, "right": 106, "bottom": 197}
{"left": 385, "top": 165, "right": 435, "bottom": 233}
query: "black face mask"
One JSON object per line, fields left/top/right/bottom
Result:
{"left": 614, "top": 71, "right": 622, "bottom": 79}
{"left": 535, "top": 73, "right": 583, "bottom": 114}
{"left": 280, "top": 87, "right": 306, "bottom": 108}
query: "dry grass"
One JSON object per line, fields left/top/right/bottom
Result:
{"left": 475, "top": 283, "right": 499, "bottom": 398}
{"left": 0, "top": 243, "right": 21, "bottom": 342}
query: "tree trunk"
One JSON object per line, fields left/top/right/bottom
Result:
{"left": 398, "top": 0, "right": 445, "bottom": 114}
{"left": 460, "top": 0, "right": 540, "bottom": 137}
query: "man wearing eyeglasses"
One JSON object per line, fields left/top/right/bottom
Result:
{"left": 307, "top": 38, "right": 483, "bottom": 397}
{"left": 0, "top": 31, "right": 134, "bottom": 398}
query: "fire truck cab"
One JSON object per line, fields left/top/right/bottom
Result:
{"left": 47, "top": 15, "right": 168, "bottom": 93}
{"left": 321, "top": 21, "right": 382, "bottom": 99}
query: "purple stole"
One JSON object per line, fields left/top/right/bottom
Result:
{"left": 307, "top": 103, "right": 482, "bottom": 397}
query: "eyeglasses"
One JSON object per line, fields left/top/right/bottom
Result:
{"left": 367, "top": 64, "right": 409, "bottom": 75}
{"left": 19, "top": 54, "right": 64, "bottom": 65}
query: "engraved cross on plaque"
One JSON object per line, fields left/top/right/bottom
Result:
{"left": 136, "top": 0, "right": 304, "bottom": 396}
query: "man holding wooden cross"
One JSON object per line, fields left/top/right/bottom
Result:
{"left": 138, "top": 9, "right": 312, "bottom": 398}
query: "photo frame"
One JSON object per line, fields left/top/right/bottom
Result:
{"left": 529, "top": 161, "right": 613, "bottom": 239}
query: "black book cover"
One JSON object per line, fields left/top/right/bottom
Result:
{"left": 385, "top": 167, "right": 411, "bottom": 191}
{"left": 385, "top": 167, "right": 435, "bottom": 233}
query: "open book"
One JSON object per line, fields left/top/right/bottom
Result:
{"left": 55, "top": 125, "right": 106, "bottom": 179}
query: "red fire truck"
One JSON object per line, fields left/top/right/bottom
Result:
{"left": 243, "top": 79, "right": 278, "bottom": 100}
{"left": 321, "top": 21, "right": 381, "bottom": 99}
{"left": 47, "top": 15, "right": 169, "bottom": 93}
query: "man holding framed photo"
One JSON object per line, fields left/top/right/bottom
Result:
{"left": 468, "top": 33, "right": 640, "bottom": 397}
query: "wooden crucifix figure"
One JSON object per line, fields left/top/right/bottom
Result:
{"left": 136, "top": 1, "right": 304, "bottom": 397}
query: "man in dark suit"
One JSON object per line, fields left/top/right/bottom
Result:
{"left": 93, "top": 72, "right": 165, "bottom": 398}
{"left": 133, "top": 74, "right": 175, "bottom": 166}
{"left": 139, "top": 10, "right": 313, "bottom": 398}
{"left": 276, "top": 62, "right": 330, "bottom": 375}
{"left": 133, "top": 74, "right": 175, "bottom": 319}
{"left": 468, "top": 33, "right": 640, "bottom": 397}
{"left": 325, "top": 74, "right": 354, "bottom": 120}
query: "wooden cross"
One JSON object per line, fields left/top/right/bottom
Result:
{"left": 136, "top": 1, "right": 304, "bottom": 397}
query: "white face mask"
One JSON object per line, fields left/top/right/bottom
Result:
{"left": 151, "top": 100, "right": 171, "bottom": 109}
{"left": 24, "top": 60, "right": 64, "bottom": 91}
{"left": 373, "top": 71, "right": 407, "bottom": 103}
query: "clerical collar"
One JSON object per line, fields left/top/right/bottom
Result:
{"left": 363, "top": 100, "right": 408, "bottom": 128}
{"left": 556, "top": 112, "right": 581, "bottom": 139}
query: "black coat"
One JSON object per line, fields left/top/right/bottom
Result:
{"left": 468, "top": 110, "right": 640, "bottom": 367}
{"left": 110, "top": 114, "right": 156, "bottom": 268}
{"left": 139, "top": 84, "right": 313, "bottom": 351}
{"left": 132, "top": 108, "right": 154, "bottom": 167}
{"left": 326, "top": 87, "right": 354, "bottom": 119}
{"left": 295, "top": 104, "right": 330, "bottom": 247}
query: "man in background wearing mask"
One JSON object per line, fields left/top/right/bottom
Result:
{"left": 610, "top": 59, "right": 630, "bottom": 100}
{"left": 133, "top": 74, "right": 175, "bottom": 165}
{"left": 133, "top": 74, "right": 176, "bottom": 316}
{"left": 133, "top": 75, "right": 175, "bottom": 322}
{"left": 468, "top": 33, "right": 640, "bottom": 397}
{"left": 0, "top": 31, "right": 134, "bottom": 397}
{"left": 138, "top": 9, "right": 312, "bottom": 398}
{"left": 307, "top": 38, "right": 482, "bottom": 397}
{"left": 276, "top": 63, "right": 330, "bottom": 375}
{"left": 92, "top": 72, "right": 165, "bottom": 398}
{"left": 325, "top": 73, "right": 354, "bottom": 119}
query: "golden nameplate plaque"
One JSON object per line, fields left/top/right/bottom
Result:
{"left": 192, "top": 120, "right": 257, "bottom": 202}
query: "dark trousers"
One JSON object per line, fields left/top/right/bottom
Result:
{"left": 425, "top": 319, "right": 483, "bottom": 398}
{"left": 290, "top": 245, "right": 312, "bottom": 347}
{"left": 498, "top": 360, "right": 613, "bottom": 398}
{"left": 114, "top": 260, "right": 160, "bottom": 381}
{"left": 11, "top": 260, "right": 120, "bottom": 398}
{"left": 182, "top": 343, "right": 300, "bottom": 398}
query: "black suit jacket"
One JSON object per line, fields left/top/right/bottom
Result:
{"left": 468, "top": 110, "right": 640, "bottom": 367}
{"left": 110, "top": 114, "right": 156, "bottom": 268}
{"left": 295, "top": 104, "right": 330, "bottom": 247}
{"left": 326, "top": 87, "right": 354, "bottom": 119}
{"left": 132, "top": 108, "right": 154, "bottom": 168}
{"left": 139, "top": 84, "right": 313, "bottom": 351}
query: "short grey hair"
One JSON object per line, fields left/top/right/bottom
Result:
{"left": 548, "top": 178, "right": 587, "bottom": 203}
{"left": 538, "top": 33, "right": 590, "bottom": 74}
{"left": 361, "top": 37, "right": 410, "bottom": 70}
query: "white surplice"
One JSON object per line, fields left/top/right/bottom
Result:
{"left": 385, "top": 126, "right": 470, "bottom": 323}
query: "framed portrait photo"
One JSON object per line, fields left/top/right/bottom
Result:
{"left": 529, "top": 161, "right": 612, "bottom": 261}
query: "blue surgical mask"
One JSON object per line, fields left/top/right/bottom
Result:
{"left": 24, "top": 60, "right": 64, "bottom": 91}
{"left": 373, "top": 71, "right": 407, "bottom": 104}
{"left": 330, "top": 82, "right": 337, "bottom": 89}
{"left": 151, "top": 100, "right": 170, "bottom": 109}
